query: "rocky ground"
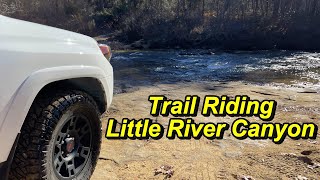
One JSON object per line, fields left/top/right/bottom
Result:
{"left": 92, "top": 82, "right": 319, "bottom": 180}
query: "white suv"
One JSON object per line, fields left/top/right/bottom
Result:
{"left": 0, "top": 16, "right": 113, "bottom": 179}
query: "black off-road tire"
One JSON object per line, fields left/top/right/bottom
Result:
{"left": 9, "top": 90, "right": 102, "bottom": 180}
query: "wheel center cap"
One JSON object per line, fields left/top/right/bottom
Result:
{"left": 65, "top": 137, "right": 75, "bottom": 153}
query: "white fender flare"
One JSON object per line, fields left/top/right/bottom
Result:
{"left": 0, "top": 65, "right": 112, "bottom": 162}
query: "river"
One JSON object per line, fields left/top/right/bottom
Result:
{"left": 111, "top": 50, "right": 320, "bottom": 94}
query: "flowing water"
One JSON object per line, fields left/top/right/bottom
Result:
{"left": 111, "top": 50, "right": 320, "bottom": 93}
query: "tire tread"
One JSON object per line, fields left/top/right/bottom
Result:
{"left": 9, "top": 90, "right": 101, "bottom": 180}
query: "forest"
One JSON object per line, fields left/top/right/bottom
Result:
{"left": 1, "top": 0, "right": 320, "bottom": 50}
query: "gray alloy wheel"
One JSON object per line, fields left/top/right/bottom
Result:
{"left": 9, "top": 90, "right": 102, "bottom": 180}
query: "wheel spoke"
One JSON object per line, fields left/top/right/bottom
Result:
{"left": 82, "top": 124, "right": 90, "bottom": 133}
{"left": 55, "top": 143, "right": 62, "bottom": 149}
{"left": 79, "top": 124, "right": 90, "bottom": 139}
{"left": 56, "top": 132, "right": 66, "bottom": 144}
{"left": 68, "top": 116, "right": 77, "bottom": 131}
{"left": 67, "top": 159, "right": 76, "bottom": 177}
{"left": 53, "top": 114, "right": 92, "bottom": 178}
{"left": 79, "top": 146, "right": 90, "bottom": 159}
{"left": 53, "top": 153, "right": 64, "bottom": 172}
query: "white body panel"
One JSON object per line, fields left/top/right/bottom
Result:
{"left": 0, "top": 16, "right": 113, "bottom": 162}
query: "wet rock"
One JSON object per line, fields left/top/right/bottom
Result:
{"left": 130, "top": 39, "right": 150, "bottom": 49}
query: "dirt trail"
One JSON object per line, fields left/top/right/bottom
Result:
{"left": 92, "top": 82, "right": 320, "bottom": 180}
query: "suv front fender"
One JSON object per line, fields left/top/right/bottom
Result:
{"left": 0, "top": 65, "right": 112, "bottom": 163}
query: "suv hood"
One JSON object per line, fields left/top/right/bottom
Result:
{"left": 0, "top": 15, "right": 97, "bottom": 48}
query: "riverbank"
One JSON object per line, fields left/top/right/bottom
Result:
{"left": 92, "top": 81, "right": 319, "bottom": 179}
{"left": 96, "top": 33, "right": 320, "bottom": 52}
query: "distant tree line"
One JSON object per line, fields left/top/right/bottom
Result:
{"left": 1, "top": 0, "right": 320, "bottom": 50}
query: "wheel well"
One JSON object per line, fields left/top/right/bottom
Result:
{"left": 37, "top": 78, "right": 107, "bottom": 113}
